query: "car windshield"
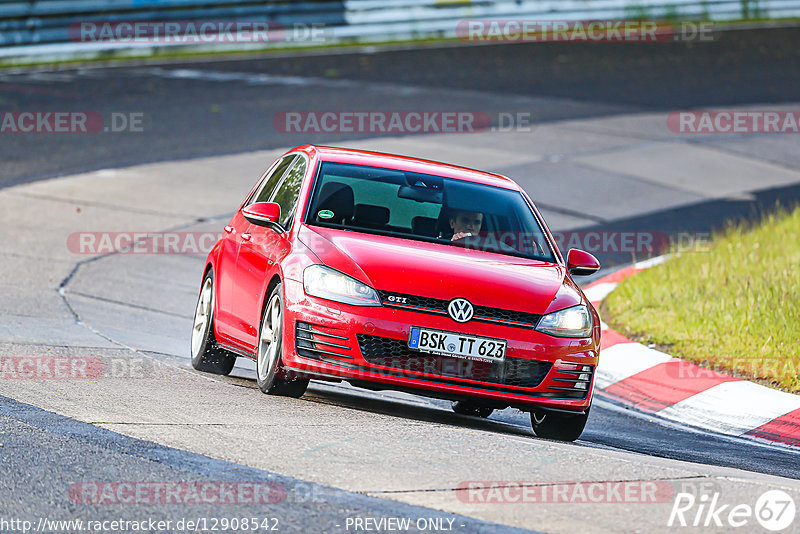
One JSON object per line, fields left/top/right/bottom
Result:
{"left": 305, "top": 161, "right": 555, "bottom": 262}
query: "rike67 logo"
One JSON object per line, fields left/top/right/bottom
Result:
{"left": 669, "top": 489, "right": 796, "bottom": 531}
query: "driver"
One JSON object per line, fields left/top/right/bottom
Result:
{"left": 449, "top": 210, "right": 483, "bottom": 241}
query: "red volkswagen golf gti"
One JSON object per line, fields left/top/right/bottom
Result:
{"left": 192, "top": 145, "right": 601, "bottom": 441}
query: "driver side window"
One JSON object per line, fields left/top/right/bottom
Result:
{"left": 249, "top": 155, "right": 297, "bottom": 205}
{"left": 271, "top": 156, "right": 308, "bottom": 229}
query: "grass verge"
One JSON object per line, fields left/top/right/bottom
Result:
{"left": 602, "top": 206, "right": 800, "bottom": 393}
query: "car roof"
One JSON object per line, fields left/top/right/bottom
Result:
{"left": 293, "top": 145, "right": 521, "bottom": 191}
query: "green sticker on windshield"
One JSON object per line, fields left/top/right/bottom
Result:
{"left": 318, "top": 210, "right": 335, "bottom": 220}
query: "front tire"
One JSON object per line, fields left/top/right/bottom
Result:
{"left": 530, "top": 407, "right": 590, "bottom": 442}
{"left": 191, "top": 272, "right": 237, "bottom": 375}
{"left": 256, "top": 283, "right": 309, "bottom": 398}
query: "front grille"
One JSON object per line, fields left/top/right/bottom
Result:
{"left": 357, "top": 334, "right": 551, "bottom": 389}
{"left": 473, "top": 305, "right": 541, "bottom": 326}
{"left": 377, "top": 290, "right": 541, "bottom": 328}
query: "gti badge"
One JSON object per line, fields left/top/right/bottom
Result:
{"left": 448, "top": 298, "right": 474, "bottom": 323}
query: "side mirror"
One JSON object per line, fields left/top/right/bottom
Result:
{"left": 567, "top": 249, "right": 600, "bottom": 276}
{"left": 242, "top": 202, "right": 282, "bottom": 231}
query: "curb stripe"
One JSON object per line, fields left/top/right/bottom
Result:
{"left": 655, "top": 381, "right": 800, "bottom": 437}
{"left": 745, "top": 408, "right": 800, "bottom": 448}
{"left": 586, "top": 258, "right": 800, "bottom": 448}
{"left": 599, "top": 328, "right": 631, "bottom": 351}
{"left": 594, "top": 342, "right": 672, "bottom": 390}
{"left": 583, "top": 282, "right": 618, "bottom": 305}
{"left": 590, "top": 265, "right": 637, "bottom": 286}
{"left": 602, "top": 361, "right": 741, "bottom": 413}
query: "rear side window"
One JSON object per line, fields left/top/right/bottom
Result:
{"left": 250, "top": 155, "right": 296, "bottom": 205}
{"left": 271, "top": 156, "right": 308, "bottom": 228}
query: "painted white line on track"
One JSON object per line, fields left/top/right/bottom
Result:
{"left": 144, "top": 67, "right": 359, "bottom": 89}
{"left": 656, "top": 381, "right": 800, "bottom": 436}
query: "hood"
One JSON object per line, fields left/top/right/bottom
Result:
{"left": 299, "top": 225, "right": 582, "bottom": 315}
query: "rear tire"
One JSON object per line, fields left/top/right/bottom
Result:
{"left": 530, "top": 407, "right": 589, "bottom": 442}
{"left": 191, "top": 272, "right": 237, "bottom": 375}
{"left": 452, "top": 401, "right": 493, "bottom": 418}
{"left": 256, "top": 283, "right": 309, "bottom": 398}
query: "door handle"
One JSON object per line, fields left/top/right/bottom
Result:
{"left": 224, "top": 226, "right": 235, "bottom": 234}
{"left": 240, "top": 233, "right": 252, "bottom": 242}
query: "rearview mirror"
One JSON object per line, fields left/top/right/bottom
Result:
{"left": 567, "top": 249, "right": 600, "bottom": 276}
{"left": 242, "top": 202, "right": 282, "bottom": 231}
{"left": 397, "top": 185, "right": 443, "bottom": 204}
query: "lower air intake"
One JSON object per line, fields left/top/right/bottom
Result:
{"left": 357, "top": 334, "right": 551, "bottom": 388}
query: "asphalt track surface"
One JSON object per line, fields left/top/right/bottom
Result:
{"left": 2, "top": 26, "right": 800, "bottom": 189}
{"left": 0, "top": 395, "right": 528, "bottom": 534}
{"left": 2, "top": 26, "right": 800, "bottom": 534}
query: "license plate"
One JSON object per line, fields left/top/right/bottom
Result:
{"left": 408, "top": 327, "right": 506, "bottom": 363}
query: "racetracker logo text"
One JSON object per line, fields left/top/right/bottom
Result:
{"left": 457, "top": 20, "right": 681, "bottom": 42}
{"left": 668, "top": 111, "right": 800, "bottom": 134}
{"left": 0, "top": 357, "right": 104, "bottom": 379}
{"left": 457, "top": 481, "right": 674, "bottom": 503}
{"left": 69, "top": 21, "right": 328, "bottom": 44}
{"left": 0, "top": 112, "right": 143, "bottom": 134}
{"left": 69, "top": 482, "right": 287, "bottom": 505}
{"left": 67, "top": 232, "right": 221, "bottom": 255}
{"left": 273, "top": 111, "right": 492, "bottom": 134}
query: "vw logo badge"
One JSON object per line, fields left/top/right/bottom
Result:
{"left": 448, "top": 298, "right": 474, "bottom": 323}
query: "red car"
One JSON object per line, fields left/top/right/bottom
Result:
{"left": 191, "top": 145, "right": 601, "bottom": 441}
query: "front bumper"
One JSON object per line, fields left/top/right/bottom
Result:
{"left": 281, "top": 279, "right": 599, "bottom": 412}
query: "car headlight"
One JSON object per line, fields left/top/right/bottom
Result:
{"left": 536, "top": 304, "right": 592, "bottom": 338}
{"left": 303, "top": 265, "right": 381, "bottom": 307}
